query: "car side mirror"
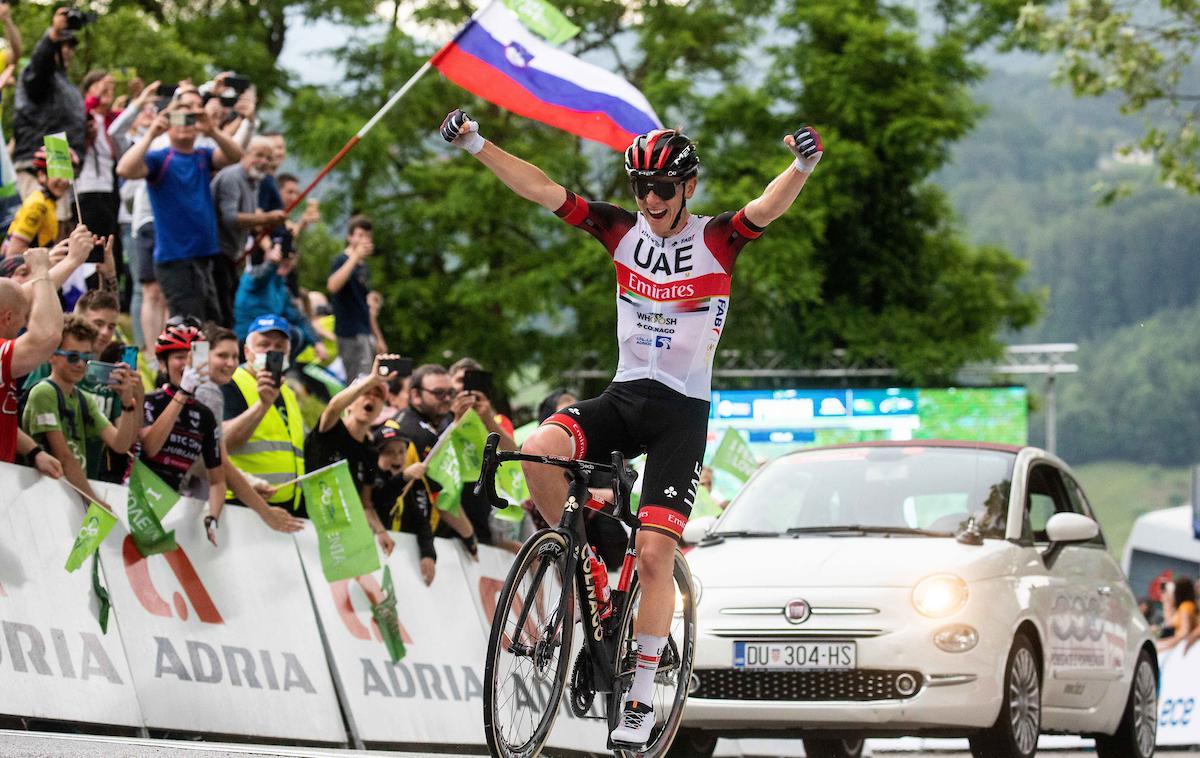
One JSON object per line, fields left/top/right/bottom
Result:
{"left": 1045, "top": 512, "right": 1099, "bottom": 544}
{"left": 682, "top": 515, "right": 718, "bottom": 545}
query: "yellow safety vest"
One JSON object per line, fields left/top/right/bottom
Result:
{"left": 226, "top": 366, "right": 305, "bottom": 508}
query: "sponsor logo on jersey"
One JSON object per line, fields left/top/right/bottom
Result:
{"left": 712, "top": 298, "right": 728, "bottom": 335}
{"left": 637, "top": 312, "right": 678, "bottom": 326}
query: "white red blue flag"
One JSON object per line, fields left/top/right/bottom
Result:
{"left": 431, "top": 2, "right": 661, "bottom": 151}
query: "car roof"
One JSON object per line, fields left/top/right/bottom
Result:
{"left": 784, "top": 440, "right": 1024, "bottom": 456}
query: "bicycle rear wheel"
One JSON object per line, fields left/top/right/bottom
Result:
{"left": 608, "top": 549, "right": 697, "bottom": 758}
{"left": 483, "top": 529, "right": 576, "bottom": 758}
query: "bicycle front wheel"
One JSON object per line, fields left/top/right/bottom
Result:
{"left": 483, "top": 529, "right": 576, "bottom": 758}
{"left": 609, "top": 549, "right": 697, "bottom": 758}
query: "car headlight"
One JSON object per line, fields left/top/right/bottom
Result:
{"left": 674, "top": 575, "right": 702, "bottom": 616}
{"left": 912, "top": 574, "right": 969, "bottom": 618}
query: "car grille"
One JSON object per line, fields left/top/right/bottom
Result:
{"left": 691, "top": 668, "right": 923, "bottom": 701}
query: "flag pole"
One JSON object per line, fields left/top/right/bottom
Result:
{"left": 246, "top": 1, "right": 494, "bottom": 258}
{"left": 60, "top": 478, "right": 118, "bottom": 520}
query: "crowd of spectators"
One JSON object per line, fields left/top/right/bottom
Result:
{"left": 0, "top": 4, "right": 606, "bottom": 586}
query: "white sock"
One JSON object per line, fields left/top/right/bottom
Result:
{"left": 627, "top": 633, "right": 667, "bottom": 705}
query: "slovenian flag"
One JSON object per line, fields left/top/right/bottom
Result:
{"left": 431, "top": 2, "right": 661, "bottom": 151}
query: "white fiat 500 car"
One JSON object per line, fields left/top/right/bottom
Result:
{"left": 675, "top": 441, "right": 1157, "bottom": 758}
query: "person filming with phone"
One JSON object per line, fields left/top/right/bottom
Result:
{"left": 116, "top": 87, "right": 243, "bottom": 324}
{"left": 220, "top": 313, "right": 304, "bottom": 512}
{"left": 21, "top": 316, "right": 142, "bottom": 509}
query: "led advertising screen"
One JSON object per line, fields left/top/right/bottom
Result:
{"left": 705, "top": 386, "right": 1028, "bottom": 464}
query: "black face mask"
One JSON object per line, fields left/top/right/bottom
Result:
{"left": 630, "top": 176, "right": 682, "bottom": 201}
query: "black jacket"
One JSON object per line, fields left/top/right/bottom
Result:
{"left": 13, "top": 33, "right": 85, "bottom": 164}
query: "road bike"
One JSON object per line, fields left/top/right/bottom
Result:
{"left": 474, "top": 433, "right": 697, "bottom": 758}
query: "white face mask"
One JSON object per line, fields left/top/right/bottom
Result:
{"left": 251, "top": 350, "right": 290, "bottom": 373}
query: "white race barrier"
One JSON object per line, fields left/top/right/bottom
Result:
{"left": 297, "top": 529, "right": 490, "bottom": 747}
{"left": 95, "top": 494, "right": 346, "bottom": 744}
{"left": 0, "top": 464, "right": 142, "bottom": 727}
{"left": 1157, "top": 643, "right": 1200, "bottom": 744}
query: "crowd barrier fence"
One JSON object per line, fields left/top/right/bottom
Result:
{"left": 2, "top": 462, "right": 1198, "bottom": 754}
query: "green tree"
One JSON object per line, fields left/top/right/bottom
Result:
{"left": 1009, "top": 0, "right": 1200, "bottom": 194}
{"left": 284, "top": 0, "right": 1037, "bottom": 392}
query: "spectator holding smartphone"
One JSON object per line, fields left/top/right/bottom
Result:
{"left": 116, "top": 88, "right": 243, "bottom": 323}
{"left": 21, "top": 317, "right": 141, "bottom": 507}
{"left": 326, "top": 216, "right": 376, "bottom": 379}
{"left": 221, "top": 314, "right": 305, "bottom": 511}
{"left": 305, "top": 355, "right": 398, "bottom": 555}
{"left": 233, "top": 240, "right": 324, "bottom": 361}
{"left": 139, "top": 322, "right": 226, "bottom": 541}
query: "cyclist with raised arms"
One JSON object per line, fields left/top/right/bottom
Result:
{"left": 440, "top": 108, "right": 823, "bottom": 747}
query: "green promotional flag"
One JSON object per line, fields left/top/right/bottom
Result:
{"left": 426, "top": 439, "right": 463, "bottom": 515}
{"left": 711, "top": 429, "right": 758, "bottom": 484}
{"left": 42, "top": 132, "right": 73, "bottom": 180}
{"left": 691, "top": 484, "right": 723, "bottom": 520}
{"left": 127, "top": 461, "right": 179, "bottom": 556}
{"left": 452, "top": 409, "right": 489, "bottom": 481}
{"left": 65, "top": 502, "right": 117, "bottom": 572}
{"left": 370, "top": 565, "right": 406, "bottom": 663}
{"left": 503, "top": 0, "right": 580, "bottom": 44}
{"left": 301, "top": 460, "right": 381, "bottom": 582}
{"left": 91, "top": 555, "right": 110, "bottom": 634}
{"left": 494, "top": 461, "right": 529, "bottom": 523}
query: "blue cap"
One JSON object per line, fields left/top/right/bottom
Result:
{"left": 248, "top": 314, "right": 291, "bottom": 337}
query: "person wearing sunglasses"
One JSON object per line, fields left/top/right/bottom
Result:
{"left": 21, "top": 316, "right": 142, "bottom": 510}
{"left": 440, "top": 109, "right": 824, "bottom": 747}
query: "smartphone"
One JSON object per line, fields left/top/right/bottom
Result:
{"left": 225, "top": 74, "right": 251, "bottom": 93}
{"left": 86, "top": 242, "right": 105, "bottom": 263}
{"left": 169, "top": 111, "right": 196, "bottom": 127}
{"left": 191, "top": 340, "right": 209, "bottom": 370}
{"left": 85, "top": 361, "right": 120, "bottom": 387}
{"left": 462, "top": 369, "right": 493, "bottom": 397}
{"left": 121, "top": 345, "right": 139, "bottom": 368}
{"left": 265, "top": 350, "right": 284, "bottom": 387}
{"left": 379, "top": 356, "right": 413, "bottom": 379}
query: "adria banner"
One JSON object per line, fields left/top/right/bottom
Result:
{"left": 94, "top": 494, "right": 345, "bottom": 743}
{"left": 0, "top": 464, "right": 141, "bottom": 727}
{"left": 1157, "top": 642, "right": 1200, "bottom": 744}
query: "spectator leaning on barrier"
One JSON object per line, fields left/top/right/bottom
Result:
{"left": 394, "top": 363, "right": 478, "bottom": 554}
{"left": 221, "top": 314, "right": 305, "bottom": 511}
{"left": 305, "top": 355, "right": 397, "bottom": 554}
{"left": 186, "top": 323, "right": 302, "bottom": 537}
{"left": 12, "top": 5, "right": 84, "bottom": 200}
{"left": 116, "top": 88, "right": 243, "bottom": 324}
{"left": 326, "top": 216, "right": 376, "bottom": 379}
{"left": 0, "top": 247, "right": 62, "bottom": 463}
{"left": 22, "top": 317, "right": 141, "bottom": 506}
{"left": 371, "top": 420, "right": 441, "bottom": 585}
{"left": 212, "top": 136, "right": 287, "bottom": 327}
{"left": 6, "top": 147, "right": 72, "bottom": 255}
{"left": 139, "top": 322, "right": 226, "bottom": 541}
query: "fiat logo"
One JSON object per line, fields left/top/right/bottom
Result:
{"left": 785, "top": 599, "right": 811, "bottom": 624}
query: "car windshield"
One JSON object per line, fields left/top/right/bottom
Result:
{"left": 714, "top": 446, "right": 1015, "bottom": 539}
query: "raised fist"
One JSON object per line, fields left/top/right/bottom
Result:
{"left": 786, "top": 125, "right": 823, "bottom": 174}
{"left": 440, "top": 109, "right": 484, "bottom": 154}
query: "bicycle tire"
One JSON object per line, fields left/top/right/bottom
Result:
{"left": 483, "top": 529, "right": 576, "bottom": 758}
{"left": 608, "top": 549, "right": 697, "bottom": 758}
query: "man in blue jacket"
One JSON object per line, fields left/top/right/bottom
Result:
{"left": 233, "top": 241, "right": 326, "bottom": 362}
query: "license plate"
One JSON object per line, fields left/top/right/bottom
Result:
{"left": 733, "top": 641, "right": 857, "bottom": 670}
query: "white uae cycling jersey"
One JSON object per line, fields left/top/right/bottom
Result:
{"left": 555, "top": 191, "right": 764, "bottom": 401}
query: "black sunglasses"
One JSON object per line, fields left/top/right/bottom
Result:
{"left": 420, "top": 387, "right": 455, "bottom": 400}
{"left": 630, "top": 176, "right": 682, "bottom": 201}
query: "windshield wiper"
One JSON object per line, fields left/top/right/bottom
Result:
{"left": 785, "top": 525, "right": 952, "bottom": 537}
{"left": 706, "top": 529, "right": 779, "bottom": 542}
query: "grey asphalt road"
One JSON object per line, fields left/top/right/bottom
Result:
{"left": 0, "top": 732, "right": 1196, "bottom": 758}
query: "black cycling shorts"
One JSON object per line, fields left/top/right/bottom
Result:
{"left": 544, "top": 379, "right": 709, "bottom": 541}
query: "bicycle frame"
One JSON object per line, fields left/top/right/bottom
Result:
{"left": 475, "top": 434, "right": 642, "bottom": 696}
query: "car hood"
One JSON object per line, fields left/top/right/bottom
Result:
{"left": 687, "top": 536, "right": 1018, "bottom": 589}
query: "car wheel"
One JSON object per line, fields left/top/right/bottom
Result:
{"left": 970, "top": 633, "right": 1041, "bottom": 758}
{"left": 665, "top": 727, "right": 717, "bottom": 758}
{"left": 1094, "top": 647, "right": 1157, "bottom": 758}
{"left": 801, "top": 737, "right": 864, "bottom": 758}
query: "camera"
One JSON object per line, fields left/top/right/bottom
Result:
{"left": 64, "top": 8, "right": 97, "bottom": 31}
{"left": 168, "top": 111, "right": 196, "bottom": 128}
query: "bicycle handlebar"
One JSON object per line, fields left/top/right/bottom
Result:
{"left": 473, "top": 433, "right": 640, "bottom": 528}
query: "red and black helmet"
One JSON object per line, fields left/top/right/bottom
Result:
{"left": 155, "top": 323, "right": 200, "bottom": 357}
{"left": 624, "top": 129, "right": 699, "bottom": 179}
